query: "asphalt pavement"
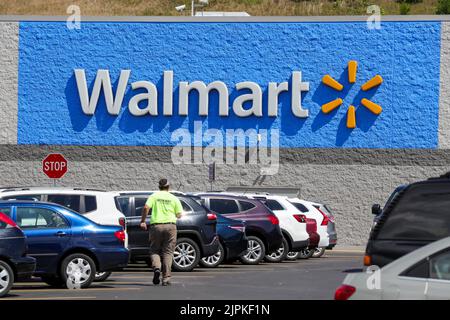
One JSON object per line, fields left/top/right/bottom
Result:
{"left": 4, "top": 250, "right": 364, "bottom": 300}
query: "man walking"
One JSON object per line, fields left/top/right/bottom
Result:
{"left": 140, "top": 179, "right": 183, "bottom": 286}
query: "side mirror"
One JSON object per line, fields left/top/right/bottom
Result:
{"left": 371, "top": 204, "right": 382, "bottom": 215}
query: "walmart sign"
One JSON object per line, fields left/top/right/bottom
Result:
{"left": 17, "top": 21, "right": 441, "bottom": 148}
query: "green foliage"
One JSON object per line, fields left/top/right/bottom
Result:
{"left": 399, "top": 3, "right": 411, "bottom": 14}
{"left": 436, "top": 0, "right": 450, "bottom": 13}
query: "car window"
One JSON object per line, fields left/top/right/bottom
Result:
{"left": 134, "top": 197, "right": 149, "bottom": 217}
{"left": 0, "top": 208, "right": 12, "bottom": 229}
{"left": 376, "top": 183, "right": 450, "bottom": 241}
{"left": 290, "top": 202, "right": 309, "bottom": 213}
{"left": 84, "top": 196, "right": 97, "bottom": 213}
{"left": 209, "top": 198, "right": 239, "bottom": 214}
{"left": 0, "top": 208, "right": 11, "bottom": 217}
{"left": 1, "top": 194, "right": 41, "bottom": 201}
{"left": 264, "top": 199, "right": 284, "bottom": 211}
{"left": 181, "top": 200, "right": 193, "bottom": 213}
{"left": 116, "top": 197, "right": 132, "bottom": 217}
{"left": 430, "top": 249, "right": 450, "bottom": 281}
{"left": 401, "top": 259, "right": 429, "bottom": 279}
{"left": 239, "top": 200, "right": 256, "bottom": 212}
{"left": 16, "top": 207, "right": 68, "bottom": 229}
{"left": 46, "top": 194, "right": 81, "bottom": 213}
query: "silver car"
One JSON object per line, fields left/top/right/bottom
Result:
{"left": 336, "top": 236, "right": 450, "bottom": 300}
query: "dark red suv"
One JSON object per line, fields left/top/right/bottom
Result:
{"left": 196, "top": 193, "right": 284, "bottom": 265}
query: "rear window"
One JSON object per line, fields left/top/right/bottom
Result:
{"left": 47, "top": 194, "right": 81, "bottom": 213}
{"left": 209, "top": 198, "right": 239, "bottom": 214}
{"left": 376, "top": 183, "right": 450, "bottom": 241}
{"left": 264, "top": 199, "right": 284, "bottom": 211}
{"left": 181, "top": 200, "right": 193, "bottom": 212}
{"left": 84, "top": 196, "right": 97, "bottom": 213}
{"left": 290, "top": 202, "right": 309, "bottom": 213}
{"left": 238, "top": 200, "right": 256, "bottom": 211}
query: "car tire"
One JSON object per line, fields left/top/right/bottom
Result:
{"left": 285, "top": 251, "right": 300, "bottom": 260}
{"left": 312, "top": 247, "right": 326, "bottom": 258}
{"left": 298, "top": 248, "right": 315, "bottom": 259}
{"left": 264, "top": 238, "right": 289, "bottom": 263}
{"left": 172, "top": 238, "right": 201, "bottom": 272}
{"left": 94, "top": 271, "right": 112, "bottom": 282}
{"left": 60, "top": 253, "right": 97, "bottom": 289}
{"left": 0, "top": 260, "right": 14, "bottom": 298}
{"left": 240, "top": 236, "right": 266, "bottom": 265}
{"left": 41, "top": 275, "right": 64, "bottom": 288}
{"left": 199, "top": 242, "right": 225, "bottom": 268}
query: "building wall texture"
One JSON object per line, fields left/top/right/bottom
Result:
{"left": 0, "top": 18, "right": 450, "bottom": 245}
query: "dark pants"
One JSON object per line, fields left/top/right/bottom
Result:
{"left": 149, "top": 223, "right": 177, "bottom": 281}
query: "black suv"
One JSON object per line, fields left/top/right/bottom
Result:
{"left": 115, "top": 193, "right": 219, "bottom": 272}
{"left": 365, "top": 174, "right": 450, "bottom": 267}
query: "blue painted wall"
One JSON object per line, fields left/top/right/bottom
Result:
{"left": 18, "top": 21, "right": 441, "bottom": 148}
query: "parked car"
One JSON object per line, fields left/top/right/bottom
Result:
{"left": 0, "top": 187, "right": 126, "bottom": 227}
{"left": 115, "top": 192, "right": 219, "bottom": 272}
{"left": 243, "top": 194, "right": 310, "bottom": 262}
{"left": 288, "top": 198, "right": 337, "bottom": 258}
{"left": 336, "top": 236, "right": 450, "bottom": 300}
{"left": 196, "top": 193, "right": 284, "bottom": 265}
{"left": 0, "top": 211, "right": 36, "bottom": 297}
{"left": 0, "top": 201, "right": 129, "bottom": 288}
{"left": 0, "top": 187, "right": 128, "bottom": 281}
{"left": 365, "top": 175, "right": 450, "bottom": 267}
{"left": 200, "top": 214, "right": 248, "bottom": 268}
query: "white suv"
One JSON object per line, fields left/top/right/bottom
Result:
{"left": 288, "top": 198, "right": 337, "bottom": 257}
{"left": 0, "top": 187, "right": 126, "bottom": 227}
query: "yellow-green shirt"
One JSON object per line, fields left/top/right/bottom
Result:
{"left": 145, "top": 191, "right": 182, "bottom": 224}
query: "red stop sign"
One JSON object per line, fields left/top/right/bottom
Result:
{"left": 42, "top": 154, "right": 68, "bottom": 179}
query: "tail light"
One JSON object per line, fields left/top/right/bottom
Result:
{"left": 268, "top": 215, "right": 279, "bottom": 225}
{"left": 228, "top": 225, "right": 245, "bottom": 233}
{"left": 334, "top": 285, "right": 356, "bottom": 300}
{"left": 364, "top": 255, "right": 372, "bottom": 266}
{"left": 0, "top": 212, "right": 18, "bottom": 228}
{"left": 306, "top": 218, "right": 317, "bottom": 233}
{"left": 207, "top": 213, "right": 217, "bottom": 221}
{"left": 118, "top": 217, "right": 126, "bottom": 228}
{"left": 316, "top": 207, "right": 330, "bottom": 226}
{"left": 293, "top": 214, "right": 307, "bottom": 223}
{"left": 114, "top": 230, "right": 126, "bottom": 243}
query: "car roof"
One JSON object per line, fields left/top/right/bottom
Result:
{"left": 115, "top": 190, "right": 186, "bottom": 196}
{"left": 195, "top": 193, "right": 260, "bottom": 201}
{"left": 0, "top": 187, "right": 112, "bottom": 195}
{"left": 0, "top": 200, "right": 66, "bottom": 207}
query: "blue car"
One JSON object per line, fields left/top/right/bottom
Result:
{"left": 199, "top": 214, "right": 248, "bottom": 268}
{"left": 0, "top": 211, "right": 36, "bottom": 297}
{"left": 0, "top": 201, "right": 129, "bottom": 289}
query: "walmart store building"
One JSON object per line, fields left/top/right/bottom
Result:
{"left": 1, "top": 15, "right": 450, "bottom": 245}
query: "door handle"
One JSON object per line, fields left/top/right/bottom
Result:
{"left": 56, "top": 231, "right": 67, "bottom": 237}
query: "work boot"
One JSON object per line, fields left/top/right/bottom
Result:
{"left": 153, "top": 269, "right": 161, "bottom": 285}
{"left": 162, "top": 280, "right": 171, "bottom": 286}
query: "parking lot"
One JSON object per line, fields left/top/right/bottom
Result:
{"left": 3, "top": 250, "right": 362, "bottom": 300}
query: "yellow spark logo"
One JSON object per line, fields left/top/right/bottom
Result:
{"left": 321, "top": 61, "right": 383, "bottom": 129}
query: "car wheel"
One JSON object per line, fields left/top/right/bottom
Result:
{"left": 199, "top": 242, "right": 225, "bottom": 268}
{"left": 60, "top": 253, "right": 96, "bottom": 289}
{"left": 264, "top": 238, "right": 288, "bottom": 263}
{"left": 298, "top": 248, "right": 315, "bottom": 259}
{"left": 285, "top": 251, "right": 300, "bottom": 260}
{"left": 94, "top": 271, "right": 112, "bottom": 282}
{"left": 240, "top": 236, "right": 265, "bottom": 265}
{"left": 312, "top": 247, "right": 326, "bottom": 258}
{"left": 0, "top": 260, "right": 14, "bottom": 298}
{"left": 172, "top": 238, "right": 201, "bottom": 272}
